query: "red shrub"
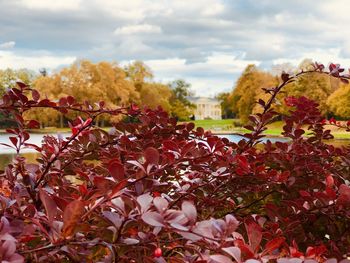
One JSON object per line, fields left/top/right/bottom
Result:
{"left": 1, "top": 63, "right": 350, "bottom": 262}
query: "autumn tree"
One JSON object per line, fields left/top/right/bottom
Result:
{"left": 124, "top": 60, "right": 153, "bottom": 91}
{"left": 139, "top": 82, "right": 172, "bottom": 111}
{"left": 278, "top": 59, "right": 335, "bottom": 116}
{"left": 327, "top": 82, "right": 350, "bottom": 118}
{"left": 29, "top": 60, "right": 140, "bottom": 127}
{"left": 28, "top": 75, "right": 62, "bottom": 128}
{"left": 124, "top": 61, "right": 174, "bottom": 111}
{"left": 231, "top": 65, "right": 276, "bottom": 124}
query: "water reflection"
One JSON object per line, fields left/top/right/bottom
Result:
{"left": 0, "top": 132, "right": 70, "bottom": 170}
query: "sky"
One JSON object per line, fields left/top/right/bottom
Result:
{"left": 1, "top": 0, "right": 350, "bottom": 97}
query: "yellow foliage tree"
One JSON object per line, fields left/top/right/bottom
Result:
{"left": 327, "top": 83, "right": 350, "bottom": 118}
{"left": 231, "top": 65, "right": 276, "bottom": 124}
{"left": 139, "top": 83, "right": 172, "bottom": 111}
{"left": 29, "top": 60, "right": 140, "bottom": 127}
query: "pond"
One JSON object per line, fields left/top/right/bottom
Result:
{"left": 0, "top": 133, "right": 348, "bottom": 170}
{"left": 0, "top": 132, "right": 71, "bottom": 169}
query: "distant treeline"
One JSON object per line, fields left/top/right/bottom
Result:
{"left": 0, "top": 60, "right": 195, "bottom": 128}
{"left": 1, "top": 58, "right": 347, "bottom": 128}
{"left": 217, "top": 59, "right": 347, "bottom": 124}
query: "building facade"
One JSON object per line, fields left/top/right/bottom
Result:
{"left": 189, "top": 97, "right": 222, "bottom": 120}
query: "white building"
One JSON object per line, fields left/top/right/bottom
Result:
{"left": 189, "top": 97, "right": 222, "bottom": 120}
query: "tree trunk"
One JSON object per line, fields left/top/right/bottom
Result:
{"left": 60, "top": 114, "right": 63, "bottom": 128}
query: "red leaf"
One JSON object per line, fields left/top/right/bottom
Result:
{"left": 163, "top": 140, "right": 179, "bottom": 151}
{"left": 62, "top": 200, "right": 85, "bottom": 238}
{"left": 144, "top": 147, "right": 159, "bottom": 165}
{"left": 153, "top": 197, "right": 168, "bottom": 213}
{"left": 31, "top": 89, "right": 40, "bottom": 101}
{"left": 182, "top": 201, "right": 197, "bottom": 223}
{"left": 329, "top": 63, "right": 336, "bottom": 71}
{"left": 67, "top": 96, "right": 75, "bottom": 105}
{"left": 299, "top": 190, "right": 311, "bottom": 197}
{"left": 59, "top": 97, "right": 68, "bottom": 107}
{"left": 79, "top": 184, "right": 88, "bottom": 195}
{"left": 27, "top": 120, "right": 40, "bottom": 129}
{"left": 294, "top": 129, "right": 304, "bottom": 138}
{"left": 196, "top": 127, "right": 204, "bottom": 136}
{"left": 107, "top": 160, "right": 125, "bottom": 181}
{"left": 106, "top": 180, "right": 126, "bottom": 200}
{"left": 39, "top": 189, "right": 57, "bottom": 223}
{"left": 94, "top": 176, "right": 114, "bottom": 191}
{"left": 234, "top": 239, "right": 255, "bottom": 259}
{"left": 245, "top": 219, "right": 262, "bottom": 253}
{"left": 326, "top": 175, "right": 334, "bottom": 188}
{"left": 9, "top": 137, "right": 18, "bottom": 147}
{"left": 52, "top": 195, "right": 69, "bottom": 211}
{"left": 186, "top": 122, "right": 195, "bottom": 131}
{"left": 137, "top": 193, "right": 153, "bottom": 213}
{"left": 71, "top": 127, "right": 79, "bottom": 136}
{"left": 238, "top": 155, "right": 249, "bottom": 170}
{"left": 262, "top": 237, "right": 285, "bottom": 255}
{"left": 281, "top": 72, "right": 290, "bottom": 82}
{"left": 141, "top": 211, "right": 165, "bottom": 227}
{"left": 16, "top": 81, "right": 28, "bottom": 89}
{"left": 210, "top": 255, "right": 233, "bottom": 263}
{"left": 306, "top": 244, "right": 327, "bottom": 258}
{"left": 222, "top": 247, "right": 241, "bottom": 263}
{"left": 38, "top": 99, "right": 51, "bottom": 106}
{"left": 84, "top": 118, "right": 92, "bottom": 126}
{"left": 337, "top": 184, "right": 350, "bottom": 207}
{"left": 2, "top": 239, "right": 16, "bottom": 258}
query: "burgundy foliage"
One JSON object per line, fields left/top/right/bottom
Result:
{"left": 1, "top": 62, "right": 350, "bottom": 262}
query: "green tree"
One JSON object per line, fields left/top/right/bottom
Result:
{"left": 216, "top": 92, "right": 235, "bottom": 119}
{"left": 0, "top": 68, "right": 36, "bottom": 90}
{"left": 168, "top": 79, "right": 195, "bottom": 121}
{"left": 0, "top": 68, "right": 36, "bottom": 127}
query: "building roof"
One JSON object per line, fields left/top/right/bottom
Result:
{"left": 188, "top": 96, "right": 220, "bottom": 103}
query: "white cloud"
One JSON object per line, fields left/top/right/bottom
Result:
{"left": 128, "top": 53, "right": 260, "bottom": 96}
{"left": 92, "top": 0, "right": 168, "bottom": 21}
{"left": 0, "top": 41, "right": 16, "bottom": 49}
{"left": 18, "top": 0, "right": 81, "bottom": 11}
{"left": 273, "top": 48, "right": 350, "bottom": 69}
{"left": 0, "top": 50, "right": 76, "bottom": 70}
{"left": 2, "top": 0, "right": 350, "bottom": 97}
{"left": 114, "top": 24, "right": 162, "bottom": 36}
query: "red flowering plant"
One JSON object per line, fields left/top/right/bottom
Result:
{"left": 1, "top": 63, "right": 350, "bottom": 262}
